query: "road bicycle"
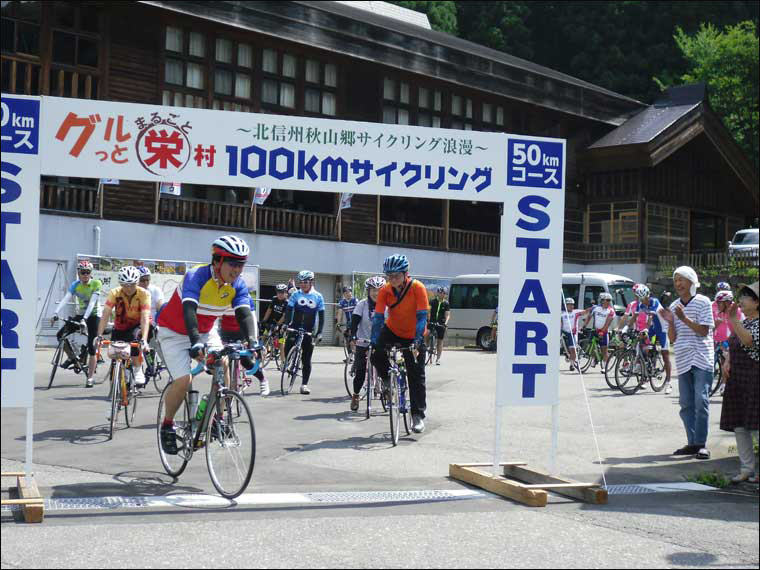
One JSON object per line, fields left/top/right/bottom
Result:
{"left": 143, "top": 338, "right": 169, "bottom": 393}
{"left": 602, "top": 330, "right": 637, "bottom": 389}
{"left": 157, "top": 343, "right": 256, "bottom": 499}
{"left": 336, "top": 323, "right": 353, "bottom": 362}
{"left": 385, "top": 344, "right": 413, "bottom": 446}
{"left": 559, "top": 331, "right": 581, "bottom": 373}
{"left": 343, "top": 346, "right": 357, "bottom": 398}
{"left": 577, "top": 329, "right": 605, "bottom": 373}
{"left": 281, "top": 328, "right": 312, "bottom": 395}
{"left": 259, "top": 323, "right": 284, "bottom": 371}
{"left": 48, "top": 317, "right": 91, "bottom": 389}
{"left": 361, "top": 347, "right": 387, "bottom": 418}
{"left": 101, "top": 340, "right": 140, "bottom": 440}
{"left": 614, "top": 332, "right": 666, "bottom": 395}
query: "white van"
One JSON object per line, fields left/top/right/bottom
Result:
{"left": 448, "top": 272, "right": 636, "bottom": 349}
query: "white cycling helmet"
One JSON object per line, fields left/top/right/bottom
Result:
{"left": 118, "top": 266, "right": 141, "bottom": 285}
{"left": 365, "top": 276, "right": 386, "bottom": 290}
{"left": 599, "top": 292, "right": 613, "bottom": 302}
{"left": 715, "top": 291, "right": 734, "bottom": 303}
{"left": 212, "top": 235, "right": 250, "bottom": 260}
{"left": 297, "top": 270, "right": 315, "bottom": 282}
{"left": 564, "top": 297, "right": 575, "bottom": 305}
{"left": 634, "top": 285, "right": 650, "bottom": 300}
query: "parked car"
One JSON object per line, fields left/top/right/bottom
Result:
{"left": 728, "top": 228, "right": 759, "bottom": 257}
{"left": 448, "top": 272, "right": 636, "bottom": 349}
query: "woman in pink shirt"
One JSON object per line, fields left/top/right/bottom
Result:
{"left": 714, "top": 291, "right": 743, "bottom": 346}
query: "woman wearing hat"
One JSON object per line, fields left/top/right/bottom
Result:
{"left": 720, "top": 281, "right": 759, "bottom": 483}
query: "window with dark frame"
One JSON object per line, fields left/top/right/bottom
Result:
{"left": 261, "top": 47, "right": 296, "bottom": 111}
{"left": 304, "top": 58, "right": 337, "bottom": 116}
{"left": 211, "top": 37, "right": 254, "bottom": 112}
{"left": 163, "top": 25, "right": 207, "bottom": 109}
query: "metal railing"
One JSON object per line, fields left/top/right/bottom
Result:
{"left": 40, "top": 181, "right": 99, "bottom": 216}
{"left": 380, "top": 221, "right": 444, "bottom": 249}
{"left": 449, "top": 228, "right": 499, "bottom": 256}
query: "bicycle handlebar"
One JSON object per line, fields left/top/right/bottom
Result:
{"left": 286, "top": 328, "right": 313, "bottom": 336}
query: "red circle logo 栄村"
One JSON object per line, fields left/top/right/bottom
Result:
{"left": 136, "top": 123, "right": 191, "bottom": 176}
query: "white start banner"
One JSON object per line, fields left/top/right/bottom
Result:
{"left": 1, "top": 94, "right": 41, "bottom": 409}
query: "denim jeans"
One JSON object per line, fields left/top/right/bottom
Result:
{"left": 677, "top": 366, "right": 712, "bottom": 446}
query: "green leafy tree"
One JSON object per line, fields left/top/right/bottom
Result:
{"left": 671, "top": 21, "right": 759, "bottom": 170}
{"left": 456, "top": 1, "right": 533, "bottom": 60}
{"left": 392, "top": 1, "right": 458, "bottom": 35}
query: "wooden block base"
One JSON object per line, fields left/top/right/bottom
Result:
{"left": 449, "top": 462, "right": 607, "bottom": 507}
{"left": 2, "top": 472, "right": 44, "bottom": 523}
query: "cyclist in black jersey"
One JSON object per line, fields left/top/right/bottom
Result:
{"left": 262, "top": 284, "right": 289, "bottom": 331}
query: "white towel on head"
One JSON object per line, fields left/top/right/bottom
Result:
{"left": 673, "top": 266, "right": 700, "bottom": 297}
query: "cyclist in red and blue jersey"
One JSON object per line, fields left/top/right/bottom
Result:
{"left": 635, "top": 285, "right": 673, "bottom": 393}
{"left": 157, "top": 235, "right": 258, "bottom": 455}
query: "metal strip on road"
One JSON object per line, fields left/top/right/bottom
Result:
{"left": 1, "top": 484, "right": 718, "bottom": 513}
{"left": 2, "top": 489, "right": 489, "bottom": 512}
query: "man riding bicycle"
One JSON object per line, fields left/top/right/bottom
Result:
{"left": 284, "top": 270, "right": 325, "bottom": 395}
{"left": 51, "top": 259, "right": 102, "bottom": 387}
{"left": 634, "top": 285, "right": 673, "bottom": 393}
{"left": 580, "top": 292, "right": 615, "bottom": 365}
{"left": 370, "top": 254, "right": 429, "bottom": 434}
{"left": 262, "top": 284, "right": 289, "bottom": 331}
{"left": 348, "top": 276, "right": 386, "bottom": 412}
{"left": 96, "top": 266, "right": 152, "bottom": 391}
{"left": 337, "top": 286, "right": 358, "bottom": 361}
{"left": 428, "top": 286, "right": 450, "bottom": 366}
{"left": 157, "top": 235, "right": 258, "bottom": 455}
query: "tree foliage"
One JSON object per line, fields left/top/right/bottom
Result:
{"left": 672, "top": 22, "right": 759, "bottom": 170}
{"left": 393, "top": 1, "right": 458, "bottom": 35}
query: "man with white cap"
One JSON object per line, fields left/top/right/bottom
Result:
{"left": 661, "top": 266, "right": 715, "bottom": 459}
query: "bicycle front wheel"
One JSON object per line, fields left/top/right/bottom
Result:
{"left": 280, "top": 347, "right": 300, "bottom": 395}
{"left": 108, "top": 362, "right": 121, "bottom": 440}
{"left": 205, "top": 391, "right": 256, "bottom": 499}
{"left": 156, "top": 381, "right": 192, "bottom": 477}
{"left": 603, "top": 351, "right": 619, "bottom": 389}
{"left": 649, "top": 352, "right": 667, "bottom": 392}
{"left": 47, "top": 340, "right": 65, "bottom": 389}
{"left": 343, "top": 358, "right": 354, "bottom": 398}
{"left": 123, "top": 365, "right": 137, "bottom": 428}
{"left": 577, "top": 339, "right": 593, "bottom": 373}
{"left": 388, "top": 371, "right": 400, "bottom": 446}
{"left": 616, "top": 350, "right": 642, "bottom": 395}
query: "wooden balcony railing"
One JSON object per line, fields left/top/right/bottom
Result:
{"left": 159, "top": 196, "right": 252, "bottom": 229}
{"left": 40, "top": 181, "right": 99, "bottom": 216}
{"left": 1, "top": 56, "right": 99, "bottom": 98}
{"left": 658, "top": 249, "right": 759, "bottom": 271}
{"left": 449, "top": 228, "right": 499, "bottom": 256}
{"left": 256, "top": 206, "right": 335, "bottom": 238}
{"left": 565, "top": 242, "right": 640, "bottom": 263}
{"left": 380, "top": 222, "right": 444, "bottom": 249}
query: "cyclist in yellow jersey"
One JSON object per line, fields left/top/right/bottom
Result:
{"left": 96, "top": 266, "right": 152, "bottom": 398}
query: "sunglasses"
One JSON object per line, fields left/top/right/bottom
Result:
{"left": 385, "top": 272, "right": 404, "bottom": 279}
{"left": 299, "top": 280, "right": 313, "bottom": 285}
{"left": 78, "top": 270, "right": 92, "bottom": 275}
{"left": 224, "top": 260, "right": 245, "bottom": 268}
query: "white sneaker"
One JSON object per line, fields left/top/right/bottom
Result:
{"left": 85, "top": 376, "right": 94, "bottom": 388}
{"left": 133, "top": 368, "right": 147, "bottom": 388}
{"left": 300, "top": 384, "right": 311, "bottom": 395}
{"left": 664, "top": 383, "right": 673, "bottom": 395}
{"left": 259, "top": 379, "right": 270, "bottom": 397}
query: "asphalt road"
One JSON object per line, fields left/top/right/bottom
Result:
{"left": 2, "top": 346, "right": 758, "bottom": 569}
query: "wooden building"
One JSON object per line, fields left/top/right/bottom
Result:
{"left": 3, "top": 0, "right": 757, "bottom": 280}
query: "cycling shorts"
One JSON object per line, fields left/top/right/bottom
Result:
{"left": 647, "top": 327, "right": 670, "bottom": 351}
{"left": 157, "top": 326, "right": 222, "bottom": 380}
{"left": 562, "top": 331, "right": 576, "bottom": 348}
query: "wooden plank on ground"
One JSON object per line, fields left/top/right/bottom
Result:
{"left": 1, "top": 472, "right": 26, "bottom": 477}
{"left": 449, "top": 464, "right": 547, "bottom": 508}
{"left": 17, "top": 475, "right": 44, "bottom": 523}
{"left": 453, "top": 462, "right": 527, "bottom": 468}
{"left": 503, "top": 465, "right": 608, "bottom": 505}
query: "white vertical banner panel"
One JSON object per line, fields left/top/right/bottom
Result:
{"left": 497, "top": 135, "right": 566, "bottom": 407}
{"left": 1, "top": 94, "right": 41, "bottom": 408}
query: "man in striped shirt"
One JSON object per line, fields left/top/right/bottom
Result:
{"left": 662, "top": 266, "right": 715, "bottom": 460}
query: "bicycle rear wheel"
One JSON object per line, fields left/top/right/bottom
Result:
{"left": 157, "top": 381, "right": 192, "bottom": 477}
{"left": 577, "top": 339, "right": 593, "bottom": 372}
{"left": 400, "top": 375, "right": 411, "bottom": 436}
{"left": 425, "top": 334, "right": 436, "bottom": 365}
{"left": 388, "top": 371, "right": 400, "bottom": 446}
{"left": 280, "top": 347, "right": 300, "bottom": 395}
{"left": 649, "top": 352, "right": 667, "bottom": 392}
{"left": 343, "top": 358, "right": 354, "bottom": 398}
{"left": 710, "top": 355, "right": 723, "bottom": 396}
{"left": 205, "top": 391, "right": 256, "bottom": 499}
{"left": 47, "top": 340, "right": 65, "bottom": 389}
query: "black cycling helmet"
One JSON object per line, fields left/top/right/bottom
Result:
{"left": 275, "top": 283, "right": 288, "bottom": 292}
